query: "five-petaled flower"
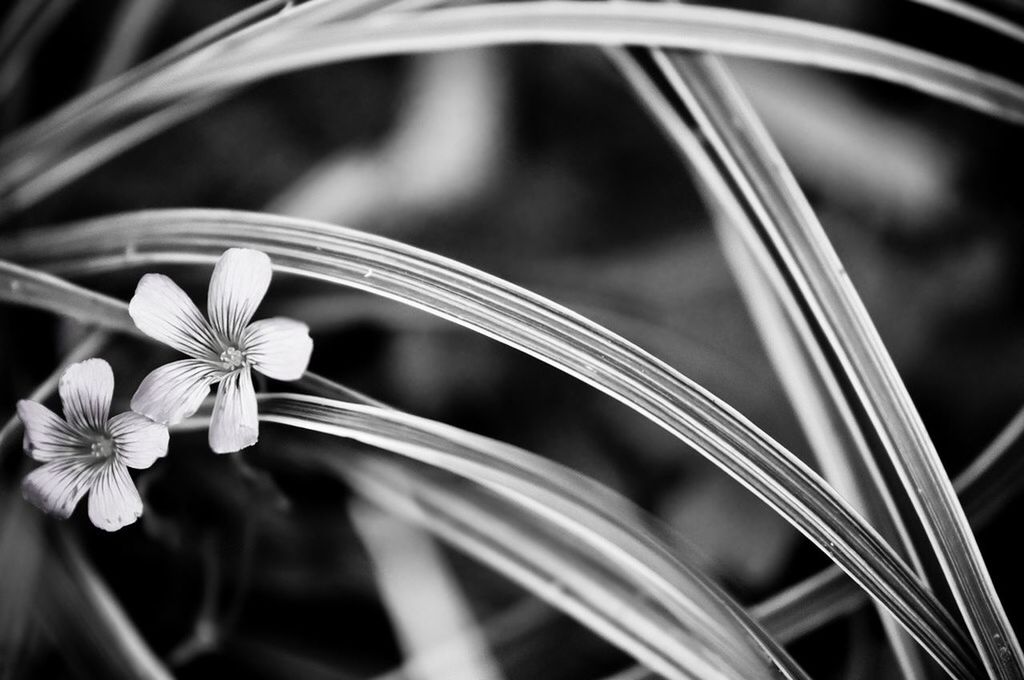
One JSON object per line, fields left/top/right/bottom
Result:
{"left": 129, "top": 248, "right": 313, "bottom": 453}
{"left": 17, "top": 359, "right": 169, "bottom": 531}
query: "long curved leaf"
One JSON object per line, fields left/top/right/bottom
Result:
{"left": 158, "top": 2, "right": 1024, "bottom": 126}
{"left": 307, "top": 450, "right": 789, "bottom": 680}
{"left": 227, "top": 392, "right": 811, "bottom": 679}
{"left": 0, "top": 0, "right": 439, "bottom": 213}
{"left": 607, "top": 47, "right": 935, "bottom": 677}
{"left": 0, "top": 0, "right": 429, "bottom": 161}
{"left": 0, "top": 210, "right": 982, "bottom": 677}
{"left": 311, "top": 384, "right": 1024, "bottom": 680}
{"left": 0, "top": 271, "right": 805, "bottom": 680}
{"left": 4, "top": 2, "right": 1024, "bottom": 212}
{"left": 908, "top": 0, "right": 1024, "bottom": 44}
{"left": 619, "top": 401, "right": 1024, "bottom": 679}
{"left": 7, "top": 251, "right": 1019, "bottom": 675}
{"left": 608, "top": 32, "right": 1023, "bottom": 680}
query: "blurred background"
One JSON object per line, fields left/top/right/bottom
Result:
{"left": 2, "top": 0, "right": 1024, "bottom": 678}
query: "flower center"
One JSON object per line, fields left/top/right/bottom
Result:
{"left": 90, "top": 435, "right": 115, "bottom": 458}
{"left": 220, "top": 346, "right": 246, "bottom": 370}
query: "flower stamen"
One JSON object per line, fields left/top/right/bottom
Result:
{"left": 90, "top": 435, "right": 115, "bottom": 458}
{"left": 220, "top": 346, "right": 246, "bottom": 370}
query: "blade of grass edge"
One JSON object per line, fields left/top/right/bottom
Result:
{"left": 631, "top": 403, "right": 1024, "bottom": 680}
{"left": 612, "top": 44, "right": 1022, "bottom": 679}
{"left": 907, "top": 0, "right": 1024, "bottom": 43}
{"left": 372, "top": 397, "right": 1024, "bottom": 680}
{"left": 0, "top": 262, "right": 801, "bottom": 680}
{"left": 606, "top": 47, "right": 935, "bottom": 678}
{"left": 5, "top": 1, "right": 1024, "bottom": 212}
{"left": 348, "top": 496, "right": 505, "bottom": 680}
{"left": 0, "top": 213, "right": 983, "bottom": 677}
{"left": 282, "top": 369, "right": 1024, "bottom": 680}
{"left": 247, "top": 393, "right": 810, "bottom": 680}
{"left": 5, "top": 262, "right": 1023, "bottom": 677}
{"left": 269, "top": 390, "right": 1024, "bottom": 680}
{"left": 6, "top": 248, "right": 1024, "bottom": 673}
{"left": 294, "top": 351, "right": 892, "bottom": 663}
{"left": 0, "top": 0, "right": 442, "bottom": 215}
{"left": 127, "top": 2, "right": 1024, "bottom": 125}
{"left": 0, "top": 0, "right": 435, "bottom": 161}
{"left": 336, "top": 454, "right": 774, "bottom": 680}
{"left": 1, "top": 325, "right": 755, "bottom": 680}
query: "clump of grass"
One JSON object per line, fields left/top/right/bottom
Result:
{"left": 1, "top": 1, "right": 1022, "bottom": 679}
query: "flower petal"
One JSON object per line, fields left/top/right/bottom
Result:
{"left": 243, "top": 318, "right": 313, "bottom": 381}
{"left": 130, "top": 273, "right": 219, "bottom": 359}
{"left": 131, "top": 359, "right": 223, "bottom": 425}
{"left": 88, "top": 461, "right": 143, "bottom": 531}
{"left": 108, "top": 412, "right": 169, "bottom": 469}
{"left": 209, "top": 369, "right": 258, "bottom": 454}
{"left": 59, "top": 358, "right": 114, "bottom": 432}
{"left": 17, "top": 400, "right": 90, "bottom": 462}
{"left": 208, "top": 248, "right": 272, "bottom": 343}
{"left": 22, "top": 458, "right": 97, "bottom": 519}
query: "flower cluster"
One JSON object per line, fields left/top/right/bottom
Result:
{"left": 16, "top": 248, "right": 312, "bottom": 531}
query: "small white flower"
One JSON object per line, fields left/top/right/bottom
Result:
{"left": 17, "top": 358, "right": 169, "bottom": 531}
{"left": 129, "top": 248, "right": 313, "bottom": 453}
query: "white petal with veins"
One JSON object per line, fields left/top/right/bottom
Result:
{"left": 208, "top": 249, "right": 272, "bottom": 343}
{"left": 17, "top": 400, "right": 89, "bottom": 462}
{"left": 59, "top": 358, "right": 114, "bottom": 433}
{"left": 126, "top": 248, "right": 314, "bottom": 456}
{"left": 22, "top": 457, "right": 97, "bottom": 519}
{"left": 108, "top": 412, "right": 169, "bottom": 469}
{"left": 244, "top": 317, "right": 313, "bottom": 381}
{"left": 130, "top": 273, "right": 219, "bottom": 359}
{"left": 209, "top": 369, "right": 259, "bottom": 454}
{"left": 131, "top": 359, "right": 224, "bottom": 425}
{"left": 88, "top": 461, "right": 143, "bottom": 531}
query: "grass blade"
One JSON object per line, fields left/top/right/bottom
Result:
{"left": 715, "top": 215, "right": 932, "bottom": 677}
{"left": 0, "top": 263, "right": 805, "bottom": 680}
{"left": 118, "top": 2, "right": 1024, "bottom": 123}
{"left": 0, "top": 0, "right": 288, "bottom": 160}
{"left": 644, "top": 403, "right": 1024, "bottom": 680}
{"left": 4, "top": 95, "right": 217, "bottom": 213}
{"left": 0, "top": 0, "right": 438, "bottom": 212}
{"left": 333, "top": 454, "right": 779, "bottom": 680}
{"left": 86, "top": 0, "right": 171, "bottom": 88}
{"left": 0, "top": 0, "right": 77, "bottom": 109}
{"left": 295, "top": 360, "right": 807, "bottom": 680}
{"left": 224, "top": 393, "right": 808, "bottom": 680}
{"left": 49, "top": 530, "right": 175, "bottom": 680}
{"left": 0, "top": 260, "right": 139, "bottom": 332}
{"left": 908, "top": 0, "right": 1024, "bottom": 44}
{"left": 349, "top": 497, "right": 504, "bottom": 680}
{"left": 0, "top": 210, "right": 983, "bottom": 677}
{"left": 573, "top": 397, "right": 1024, "bottom": 680}
{"left": 606, "top": 46, "right": 934, "bottom": 677}
{"left": 5, "top": 2, "right": 1024, "bottom": 211}
{"left": 608, "top": 38, "right": 1024, "bottom": 680}
{"left": 0, "top": 0, "right": 435, "bottom": 160}
{"left": 951, "top": 404, "right": 1024, "bottom": 528}
{"left": 324, "top": 395, "right": 1024, "bottom": 680}
{"left": 5, "top": 257, "right": 1020, "bottom": 675}
{"left": 370, "top": 599, "right": 554, "bottom": 680}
